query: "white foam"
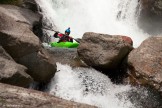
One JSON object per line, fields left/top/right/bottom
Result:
{"left": 47, "top": 63, "right": 135, "bottom": 108}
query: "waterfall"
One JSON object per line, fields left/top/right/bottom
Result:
{"left": 34, "top": 0, "right": 161, "bottom": 108}
{"left": 36, "top": 0, "right": 149, "bottom": 47}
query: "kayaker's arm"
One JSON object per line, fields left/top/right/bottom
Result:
{"left": 53, "top": 32, "right": 59, "bottom": 38}
{"left": 42, "top": 27, "right": 80, "bottom": 43}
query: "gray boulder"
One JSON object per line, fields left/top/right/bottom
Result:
{"left": 18, "top": 48, "right": 56, "bottom": 82}
{"left": 77, "top": 32, "right": 133, "bottom": 69}
{"left": 0, "top": 46, "right": 33, "bottom": 87}
{"left": 0, "top": 5, "right": 41, "bottom": 58}
{"left": 128, "top": 36, "right": 162, "bottom": 90}
{"left": 0, "top": 83, "right": 96, "bottom": 108}
{"left": 0, "top": 5, "right": 56, "bottom": 83}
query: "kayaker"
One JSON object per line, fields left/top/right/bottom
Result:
{"left": 53, "top": 27, "right": 73, "bottom": 43}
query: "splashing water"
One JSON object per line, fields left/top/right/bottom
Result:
{"left": 47, "top": 63, "right": 135, "bottom": 108}
{"left": 46, "top": 63, "right": 162, "bottom": 108}
{"left": 36, "top": 0, "right": 150, "bottom": 47}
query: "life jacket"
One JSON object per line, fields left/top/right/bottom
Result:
{"left": 54, "top": 32, "right": 63, "bottom": 38}
{"left": 54, "top": 32, "right": 73, "bottom": 42}
{"left": 58, "top": 33, "right": 63, "bottom": 38}
{"left": 58, "top": 34, "right": 73, "bottom": 42}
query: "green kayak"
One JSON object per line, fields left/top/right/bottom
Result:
{"left": 50, "top": 42, "right": 79, "bottom": 48}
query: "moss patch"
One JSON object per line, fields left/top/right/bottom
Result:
{"left": 0, "top": 0, "right": 22, "bottom": 5}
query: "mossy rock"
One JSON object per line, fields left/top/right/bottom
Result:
{"left": 0, "top": 0, "right": 22, "bottom": 5}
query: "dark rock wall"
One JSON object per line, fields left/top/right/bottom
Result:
{"left": 138, "top": 0, "right": 162, "bottom": 35}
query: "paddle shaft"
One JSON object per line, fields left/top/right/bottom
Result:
{"left": 43, "top": 27, "right": 80, "bottom": 43}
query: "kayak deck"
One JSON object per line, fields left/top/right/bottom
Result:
{"left": 50, "top": 42, "right": 79, "bottom": 48}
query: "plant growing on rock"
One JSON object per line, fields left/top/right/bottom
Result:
{"left": 0, "top": 0, "right": 22, "bottom": 5}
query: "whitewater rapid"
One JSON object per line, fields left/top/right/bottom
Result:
{"left": 46, "top": 63, "right": 161, "bottom": 108}
{"left": 36, "top": 0, "right": 149, "bottom": 47}
{"left": 48, "top": 63, "right": 135, "bottom": 108}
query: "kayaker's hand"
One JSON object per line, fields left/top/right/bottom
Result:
{"left": 54, "top": 32, "right": 58, "bottom": 38}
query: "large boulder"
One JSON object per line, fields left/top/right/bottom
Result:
{"left": 0, "top": 46, "right": 33, "bottom": 87}
{"left": 18, "top": 48, "right": 56, "bottom": 82}
{"left": 128, "top": 36, "right": 162, "bottom": 90}
{"left": 0, "top": 5, "right": 41, "bottom": 58}
{"left": 77, "top": 32, "right": 133, "bottom": 69}
{"left": 0, "top": 5, "right": 56, "bottom": 83}
{"left": 0, "top": 83, "right": 96, "bottom": 108}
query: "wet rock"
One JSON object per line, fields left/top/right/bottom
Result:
{"left": 0, "top": 83, "right": 97, "bottom": 108}
{"left": 128, "top": 36, "right": 162, "bottom": 91}
{"left": 118, "top": 86, "right": 162, "bottom": 108}
{"left": 18, "top": 48, "right": 56, "bottom": 83}
{"left": 77, "top": 32, "right": 133, "bottom": 69}
{"left": 0, "top": 5, "right": 41, "bottom": 58}
{"left": 0, "top": 46, "right": 33, "bottom": 87}
{"left": 47, "top": 47, "right": 88, "bottom": 68}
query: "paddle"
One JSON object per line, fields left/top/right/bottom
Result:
{"left": 43, "top": 27, "right": 80, "bottom": 43}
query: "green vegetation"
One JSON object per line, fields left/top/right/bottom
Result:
{"left": 0, "top": 0, "right": 22, "bottom": 5}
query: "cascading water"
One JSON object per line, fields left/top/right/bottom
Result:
{"left": 36, "top": 0, "right": 149, "bottom": 47}
{"left": 46, "top": 63, "right": 162, "bottom": 108}
{"left": 48, "top": 63, "right": 134, "bottom": 108}
{"left": 35, "top": 0, "right": 162, "bottom": 108}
